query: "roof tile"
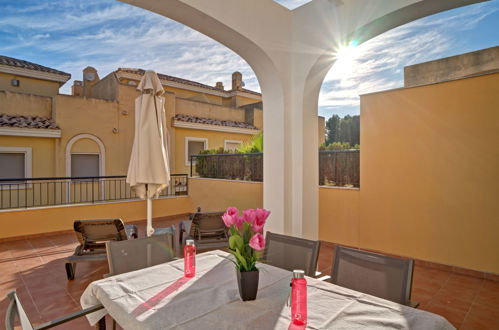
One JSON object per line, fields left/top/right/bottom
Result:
{"left": 174, "top": 114, "right": 257, "bottom": 130}
{"left": 0, "top": 114, "right": 59, "bottom": 129}
{"left": 0, "top": 55, "right": 70, "bottom": 77}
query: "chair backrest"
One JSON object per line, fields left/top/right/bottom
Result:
{"left": 263, "top": 232, "right": 320, "bottom": 277}
{"left": 106, "top": 232, "right": 175, "bottom": 276}
{"left": 190, "top": 211, "right": 226, "bottom": 236}
{"left": 331, "top": 245, "right": 414, "bottom": 305}
{"left": 74, "top": 219, "right": 128, "bottom": 250}
{"left": 5, "top": 291, "right": 34, "bottom": 330}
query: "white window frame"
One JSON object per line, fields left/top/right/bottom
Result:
{"left": 0, "top": 146, "right": 32, "bottom": 189}
{"left": 224, "top": 139, "right": 243, "bottom": 152}
{"left": 185, "top": 137, "right": 208, "bottom": 166}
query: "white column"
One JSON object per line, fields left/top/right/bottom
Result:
{"left": 121, "top": 0, "right": 484, "bottom": 239}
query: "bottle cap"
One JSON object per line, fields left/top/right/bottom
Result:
{"left": 293, "top": 270, "right": 305, "bottom": 279}
{"left": 186, "top": 239, "right": 195, "bottom": 246}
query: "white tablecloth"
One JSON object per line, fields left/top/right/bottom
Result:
{"left": 81, "top": 250, "right": 455, "bottom": 330}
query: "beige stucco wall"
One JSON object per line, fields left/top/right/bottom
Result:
{"left": 176, "top": 98, "right": 247, "bottom": 123}
{"left": 0, "top": 196, "right": 192, "bottom": 239}
{"left": 54, "top": 95, "right": 126, "bottom": 176}
{"left": 318, "top": 187, "right": 360, "bottom": 247}
{"left": 189, "top": 177, "right": 262, "bottom": 212}
{"left": 0, "top": 72, "right": 61, "bottom": 97}
{"left": 0, "top": 136, "right": 55, "bottom": 177}
{"left": 359, "top": 72, "right": 499, "bottom": 274}
{"left": 0, "top": 90, "right": 52, "bottom": 118}
{"left": 174, "top": 127, "right": 257, "bottom": 174}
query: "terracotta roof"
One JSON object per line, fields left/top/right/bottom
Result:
{"left": 0, "top": 114, "right": 59, "bottom": 129}
{"left": 0, "top": 55, "right": 70, "bottom": 77}
{"left": 174, "top": 114, "right": 257, "bottom": 129}
{"left": 117, "top": 68, "right": 261, "bottom": 96}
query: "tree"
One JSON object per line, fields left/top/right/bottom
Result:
{"left": 325, "top": 114, "right": 340, "bottom": 144}
{"left": 324, "top": 114, "right": 360, "bottom": 147}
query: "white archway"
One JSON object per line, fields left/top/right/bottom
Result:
{"left": 120, "top": 0, "right": 488, "bottom": 239}
{"left": 65, "top": 133, "right": 106, "bottom": 177}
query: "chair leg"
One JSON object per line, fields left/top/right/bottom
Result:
{"left": 96, "top": 317, "right": 106, "bottom": 329}
{"left": 65, "top": 262, "right": 76, "bottom": 280}
{"left": 113, "top": 319, "right": 116, "bottom": 330}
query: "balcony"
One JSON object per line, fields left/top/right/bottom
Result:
{"left": 0, "top": 217, "right": 497, "bottom": 329}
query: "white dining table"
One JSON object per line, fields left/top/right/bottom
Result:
{"left": 81, "top": 250, "right": 455, "bottom": 330}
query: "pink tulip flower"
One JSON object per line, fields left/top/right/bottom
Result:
{"left": 222, "top": 213, "right": 235, "bottom": 227}
{"left": 249, "top": 233, "right": 265, "bottom": 251}
{"left": 252, "top": 208, "right": 270, "bottom": 232}
{"left": 222, "top": 207, "right": 239, "bottom": 227}
{"left": 235, "top": 215, "right": 245, "bottom": 229}
{"left": 242, "top": 209, "right": 256, "bottom": 224}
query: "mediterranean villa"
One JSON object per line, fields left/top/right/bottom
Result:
{"left": 0, "top": 39, "right": 498, "bottom": 329}
{"left": 0, "top": 54, "right": 325, "bottom": 182}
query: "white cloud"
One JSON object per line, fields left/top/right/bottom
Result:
{"left": 319, "top": 1, "right": 498, "bottom": 117}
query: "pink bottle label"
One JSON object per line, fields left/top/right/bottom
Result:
{"left": 184, "top": 245, "right": 196, "bottom": 278}
{"left": 291, "top": 278, "right": 307, "bottom": 325}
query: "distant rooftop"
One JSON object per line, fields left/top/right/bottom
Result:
{"left": 174, "top": 114, "right": 257, "bottom": 129}
{"left": 0, "top": 114, "right": 59, "bottom": 129}
{"left": 404, "top": 46, "right": 499, "bottom": 87}
{"left": 0, "top": 55, "right": 71, "bottom": 78}
{"left": 117, "top": 68, "right": 261, "bottom": 96}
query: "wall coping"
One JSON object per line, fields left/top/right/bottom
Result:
{"left": 189, "top": 176, "right": 263, "bottom": 185}
{"left": 0, "top": 195, "right": 189, "bottom": 214}
{"left": 319, "top": 185, "right": 360, "bottom": 191}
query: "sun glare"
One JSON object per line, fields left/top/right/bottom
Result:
{"left": 332, "top": 41, "right": 360, "bottom": 78}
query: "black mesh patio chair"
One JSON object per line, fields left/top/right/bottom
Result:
{"left": 330, "top": 245, "right": 418, "bottom": 307}
{"left": 65, "top": 218, "right": 138, "bottom": 280}
{"left": 5, "top": 290, "right": 103, "bottom": 330}
{"left": 106, "top": 231, "right": 176, "bottom": 276}
{"left": 263, "top": 232, "right": 320, "bottom": 277}
{"left": 180, "top": 210, "right": 228, "bottom": 249}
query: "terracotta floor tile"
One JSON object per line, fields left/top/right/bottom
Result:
{"left": 2, "top": 229, "right": 496, "bottom": 330}
{"left": 424, "top": 303, "right": 466, "bottom": 328}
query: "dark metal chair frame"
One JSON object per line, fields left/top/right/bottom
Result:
{"left": 180, "top": 211, "right": 228, "bottom": 249}
{"left": 331, "top": 245, "right": 418, "bottom": 307}
{"left": 65, "top": 218, "right": 138, "bottom": 280}
{"left": 105, "top": 231, "right": 176, "bottom": 276}
{"left": 263, "top": 231, "right": 321, "bottom": 277}
{"left": 5, "top": 290, "right": 103, "bottom": 330}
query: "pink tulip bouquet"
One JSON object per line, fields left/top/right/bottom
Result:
{"left": 222, "top": 207, "right": 271, "bottom": 272}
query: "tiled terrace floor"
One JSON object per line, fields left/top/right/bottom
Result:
{"left": 0, "top": 217, "right": 498, "bottom": 330}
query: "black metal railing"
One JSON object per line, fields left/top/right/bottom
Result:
{"left": 190, "top": 150, "right": 360, "bottom": 187}
{"left": 0, "top": 174, "right": 188, "bottom": 210}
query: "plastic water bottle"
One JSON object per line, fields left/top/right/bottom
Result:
{"left": 184, "top": 239, "right": 196, "bottom": 278}
{"left": 291, "top": 270, "right": 307, "bottom": 325}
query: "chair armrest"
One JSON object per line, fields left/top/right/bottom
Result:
{"left": 36, "top": 304, "right": 104, "bottom": 330}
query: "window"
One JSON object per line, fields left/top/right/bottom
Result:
{"left": 11, "top": 79, "right": 20, "bottom": 87}
{"left": 0, "top": 147, "right": 32, "bottom": 185}
{"left": 224, "top": 140, "right": 242, "bottom": 152}
{"left": 71, "top": 154, "right": 100, "bottom": 178}
{"left": 185, "top": 137, "right": 208, "bottom": 165}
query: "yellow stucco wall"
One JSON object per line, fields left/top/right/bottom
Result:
{"left": 54, "top": 95, "right": 127, "bottom": 176}
{"left": 189, "top": 177, "right": 263, "bottom": 212}
{"left": 358, "top": 72, "right": 499, "bottom": 274}
{"left": 0, "top": 197, "right": 193, "bottom": 239}
{"left": 0, "top": 136, "right": 55, "bottom": 177}
{"left": 176, "top": 98, "right": 248, "bottom": 123}
{"left": 318, "top": 187, "right": 360, "bottom": 247}
{"left": 0, "top": 90, "right": 52, "bottom": 118}
{"left": 174, "top": 128, "right": 257, "bottom": 174}
{"left": 0, "top": 72, "right": 61, "bottom": 97}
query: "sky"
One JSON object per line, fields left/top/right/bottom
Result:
{"left": 0, "top": 0, "right": 498, "bottom": 119}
